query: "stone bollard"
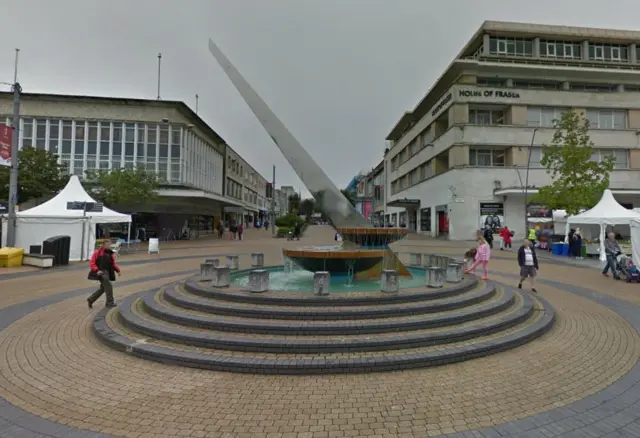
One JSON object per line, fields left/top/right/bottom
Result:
{"left": 380, "top": 269, "right": 399, "bottom": 293}
{"left": 200, "top": 263, "right": 215, "bottom": 278}
{"left": 425, "top": 267, "right": 446, "bottom": 288}
{"left": 212, "top": 266, "right": 231, "bottom": 287}
{"left": 248, "top": 269, "right": 269, "bottom": 293}
{"left": 203, "top": 258, "right": 220, "bottom": 267}
{"left": 423, "top": 254, "right": 435, "bottom": 267}
{"left": 225, "top": 255, "right": 239, "bottom": 270}
{"left": 446, "top": 262, "right": 464, "bottom": 283}
{"left": 409, "top": 253, "right": 422, "bottom": 267}
{"left": 440, "top": 257, "right": 452, "bottom": 269}
{"left": 251, "top": 252, "right": 264, "bottom": 268}
{"left": 313, "top": 271, "right": 330, "bottom": 296}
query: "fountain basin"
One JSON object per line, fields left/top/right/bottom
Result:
{"left": 232, "top": 265, "right": 427, "bottom": 292}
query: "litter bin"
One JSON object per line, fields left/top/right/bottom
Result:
{"left": 0, "top": 247, "right": 24, "bottom": 267}
{"left": 561, "top": 243, "right": 570, "bottom": 256}
{"left": 551, "top": 243, "right": 562, "bottom": 255}
{"left": 42, "top": 235, "right": 71, "bottom": 266}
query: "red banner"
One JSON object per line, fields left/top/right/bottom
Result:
{"left": 0, "top": 123, "right": 11, "bottom": 167}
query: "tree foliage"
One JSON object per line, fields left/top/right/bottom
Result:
{"left": 0, "top": 147, "right": 67, "bottom": 204}
{"left": 531, "top": 110, "right": 614, "bottom": 215}
{"left": 288, "top": 193, "right": 301, "bottom": 214}
{"left": 84, "top": 168, "right": 160, "bottom": 207}
{"left": 299, "top": 198, "right": 316, "bottom": 217}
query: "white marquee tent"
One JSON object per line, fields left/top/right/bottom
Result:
{"left": 1, "top": 176, "right": 131, "bottom": 261}
{"left": 565, "top": 189, "right": 640, "bottom": 261}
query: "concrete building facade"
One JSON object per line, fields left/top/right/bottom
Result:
{"left": 0, "top": 92, "right": 269, "bottom": 237}
{"left": 384, "top": 21, "right": 640, "bottom": 240}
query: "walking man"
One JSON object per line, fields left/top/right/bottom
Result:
{"left": 517, "top": 239, "right": 539, "bottom": 292}
{"left": 87, "top": 239, "right": 121, "bottom": 308}
{"left": 602, "top": 231, "right": 622, "bottom": 279}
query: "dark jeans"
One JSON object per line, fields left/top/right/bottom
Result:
{"left": 603, "top": 254, "right": 619, "bottom": 278}
{"left": 88, "top": 275, "right": 114, "bottom": 305}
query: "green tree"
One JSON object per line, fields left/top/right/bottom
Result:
{"left": 288, "top": 193, "right": 301, "bottom": 214}
{"left": 84, "top": 168, "right": 160, "bottom": 207}
{"left": 531, "top": 110, "right": 615, "bottom": 215}
{"left": 0, "top": 147, "right": 67, "bottom": 203}
{"left": 299, "top": 198, "right": 316, "bottom": 218}
{"left": 341, "top": 189, "right": 356, "bottom": 207}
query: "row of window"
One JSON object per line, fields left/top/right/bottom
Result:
{"left": 477, "top": 77, "right": 640, "bottom": 93}
{"left": 487, "top": 37, "right": 640, "bottom": 63}
{"left": 390, "top": 147, "right": 629, "bottom": 195}
{"left": 227, "top": 155, "right": 265, "bottom": 192}
{"left": 226, "top": 178, "right": 243, "bottom": 200}
{"left": 526, "top": 107, "right": 627, "bottom": 129}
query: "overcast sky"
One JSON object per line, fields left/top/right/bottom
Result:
{"left": 1, "top": 0, "right": 637, "bottom": 197}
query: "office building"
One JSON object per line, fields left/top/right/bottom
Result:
{"left": 384, "top": 21, "right": 640, "bottom": 240}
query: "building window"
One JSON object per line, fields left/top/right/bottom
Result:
{"left": 570, "top": 83, "right": 616, "bottom": 93}
{"left": 527, "top": 107, "right": 567, "bottom": 127}
{"left": 586, "top": 109, "right": 627, "bottom": 129}
{"left": 35, "top": 119, "right": 46, "bottom": 149}
{"left": 590, "top": 149, "right": 628, "bottom": 169}
{"left": 469, "top": 148, "right": 505, "bottom": 167}
{"left": 113, "top": 123, "right": 123, "bottom": 165}
{"left": 49, "top": 120, "right": 60, "bottom": 155}
{"left": 21, "top": 118, "right": 33, "bottom": 149}
{"left": 540, "top": 40, "right": 581, "bottom": 59}
{"left": 469, "top": 108, "right": 505, "bottom": 125}
{"left": 513, "top": 80, "right": 560, "bottom": 90}
{"left": 589, "top": 43, "right": 628, "bottom": 62}
{"left": 476, "top": 77, "right": 506, "bottom": 87}
{"left": 527, "top": 147, "right": 546, "bottom": 167}
{"left": 61, "top": 120, "right": 72, "bottom": 171}
{"left": 489, "top": 37, "right": 534, "bottom": 57}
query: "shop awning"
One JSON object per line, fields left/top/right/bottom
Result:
{"left": 387, "top": 198, "right": 420, "bottom": 208}
{"left": 495, "top": 187, "right": 640, "bottom": 196}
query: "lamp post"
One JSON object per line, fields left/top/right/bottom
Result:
{"left": 523, "top": 127, "right": 539, "bottom": 236}
{"left": 5, "top": 49, "right": 21, "bottom": 248}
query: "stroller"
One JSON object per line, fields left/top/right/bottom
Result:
{"left": 616, "top": 253, "right": 640, "bottom": 282}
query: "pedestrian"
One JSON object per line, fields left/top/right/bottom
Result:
{"left": 264, "top": 220, "right": 270, "bottom": 231}
{"left": 517, "top": 239, "right": 538, "bottom": 292}
{"left": 483, "top": 227, "right": 494, "bottom": 249}
{"left": 499, "top": 225, "right": 512, "bottom": 251}
{"left": 573, "top": 228, "right": 583, "bottom": 259}
{"left": 527, "top": 226, "right": 537, "bottom": 247}
{"left": 293, "top": 221, "right": 302, "bottom": 241}
{"left": 237, "top": 222, "right": 244, "bottom": 240}
{"left": 87, "top": 238, "right": 121, "bottom": 309}
{"left": 465, "top": 236, "right": 491, "bottom": 280}
{"left": 602, "top": 231, "right": 622, "bottom": 279}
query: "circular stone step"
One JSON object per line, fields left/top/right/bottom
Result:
{"left": 142, "top": 287, "right": 517, "bottom": 335}
{"left": 163, "top": 283, "right": 498, "bottom": 320}
{"left": 117, "top": 290, "right": 533, "bottom": 353}
{"left": 93, "top": 292, "right": 555, "bottom": 374}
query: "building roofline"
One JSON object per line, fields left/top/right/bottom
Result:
{"left": 0, "top": 91, "right": 228, "bottom": 145}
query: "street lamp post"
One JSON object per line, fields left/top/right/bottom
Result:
{"left": 5, "top": 49, "right": 22, "bottom": 248}
{"left": 523, "top": 127, "right": 539, "bottom": 237}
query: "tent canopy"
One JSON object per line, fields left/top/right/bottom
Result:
{"left": 566, "top": 189, "right": 640, "bottom": 225}
{"left": 18, "top": 175, "right": 131, "bottom": 224}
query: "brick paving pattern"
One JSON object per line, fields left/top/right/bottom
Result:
{"left": 0, "top": 226, "right": 639, "bottom": 437}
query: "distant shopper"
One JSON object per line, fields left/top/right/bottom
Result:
{"left": 527, "top": 226, "right": 537, "bottom": 246}
{"left": 517, "top": 239, "right": 538, "bottom": 293}
{"left": 465, "top": 236, "right": 491, "bottom": 280}
{"left": 602, "top": 232, "right": 622, "bottom": 279}
{"left": 264, "top": 220, "right": 270, "bottom": 231}
{"left": 293, "top": 222, "right": 302, "bottom": 240}
{"left": 499, "top": 226, "right": 513, "bottom": 251}
{"left": 87, "top": 239, "right": 121, "bottom": 309}
{"left": 237, "top": 223, "right": 244, "bottom": 240}
{"left": 483, "top": 227, "right": 494, "bottom": 249}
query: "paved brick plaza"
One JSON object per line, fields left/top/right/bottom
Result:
{"left": 1, "top": 226, "right": 640, "bottom": 437}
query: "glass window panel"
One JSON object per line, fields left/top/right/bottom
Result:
{"left": 159, "top": 144, "right": 168, "bottom": 158}
{"left": 613, "top": 111, "right": 627, "bottom": 129}
{"left": 147, "top": 143, "right": 156, "bottom": 158}
{"left": 147, "top": 125, "right": 157, "bottom": 143}
{"left": 615, "top": 149, "right": 628, "bottom": 168}
{"left": 88, "top": 141, "right": 97, "bottom": 155}
{"left": 100, "top": 123, "right": 111, "bottom": 140}
{"left": 49, "top": 121, "right": 59, "bottom": 139}
{"left": 62, "top": 140, "right": 72, "bottom": 153}
{"left": 100, "top": 141, "right": 109, "bottom": 157}
{"left": 171, "top": 127, "right": 181, "bottom": 145}
{"left": 49, "top": 140, "right": 59, "bottom": 155}
{"left": 35, "top": 139, "right": 45, "bottom": 149}
{"left": 125, "top": 143, "right": 134, "bottom": 156}
{"left": 112, "top": 140, "right": 122, "bottom": 157}
{"left": 75, "top": 122, "right": 85, "bottom": 140}
{"left": 170, "top": 145, "right": 180, "bottom": 158}
{"left": 159, "top": 126, "right": 169, "bottom": 144}
{"left": 113, "top": 124, "right": 122, "bottom": 142}
{"left": 493, "top": 150, "right": 505, "bottom": 166}
{"left": 88, "top": 123, "right": 98, "bottom": 141}
{"left": 125, "top": 124, "right": 135, "bottom": 142}
{"left": 22, "top": 119, "right": 33, "bottom": 138}
{"left": 36, "top": 119, "right": 47, "bottom": 138}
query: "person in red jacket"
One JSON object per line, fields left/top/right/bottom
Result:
{"left": 87, "top": 239, "right": 121, "bottom": 309}
{"left": 499, "top": 226, "right": 513, "bottom": 251}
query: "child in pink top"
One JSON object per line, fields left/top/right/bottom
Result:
{"left": 465, "top": 236, "right": 491, "bottom": 280}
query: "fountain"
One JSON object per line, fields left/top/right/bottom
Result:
{"left": 208, "top": 39, "right": 411, "bottom": 282}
